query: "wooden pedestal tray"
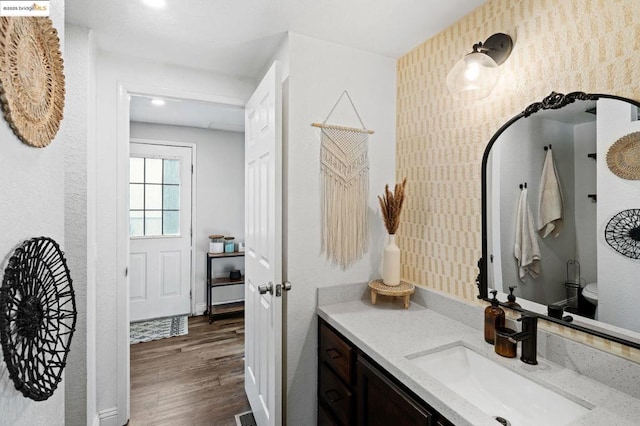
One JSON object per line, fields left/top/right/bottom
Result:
{"left": 368, "top": 279, "right": 415, "bottom": 309}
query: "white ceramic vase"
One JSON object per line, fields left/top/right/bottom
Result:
{"left": 382, "top": 234, "right": 400, "bottom": 286}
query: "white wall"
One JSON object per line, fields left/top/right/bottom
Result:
{"left": 597, "top": 98, "right": 640, "bottom": 333}
{"left": 573, "top": 121, "right": 597, "bottom": 285}
{"left": 0, "top": 1, "right": 67, "bottom": 424}
{"left": 260, "top": 32, "right": 289, "bottom": 85}
{"left": 284, "top": 32, "right": 396, "bottom": 424}
{"left": 93, "top": 51, "right": 255, "bottom": 424}
{"left": 63, "top": 24, "right": 98, "bottom": 426}
{"left": 130, "top": 122, "right": 245, "bottom": 310}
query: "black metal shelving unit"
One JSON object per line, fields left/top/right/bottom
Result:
{"left": 205, "top": 251, "right": 245, "bottom": 323}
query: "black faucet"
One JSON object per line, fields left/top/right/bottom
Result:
{"left": 508, "top": 314, "right": 538, "bottom": 365}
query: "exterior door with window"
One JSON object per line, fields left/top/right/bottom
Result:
{"left": 129, "top": 142, "right": 192, "bottom": 322}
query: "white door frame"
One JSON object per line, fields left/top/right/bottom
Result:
{"left": 115, "top": 82, "right": 245, "bottom": 426}
{"left": 129, "top": 138, "right": 197, "bottom": 317}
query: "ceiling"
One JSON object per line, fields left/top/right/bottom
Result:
{"left": 534, "top": 100, "right": 597, "bottom": 125}
{"left": 66, "top": 0, "right": 486, "bottom": 79}
{"left": 130, "top": 95, "right": 245, "bottom": 132}
{"left": 68, "top": 0, "right": 486, "bottom": 131}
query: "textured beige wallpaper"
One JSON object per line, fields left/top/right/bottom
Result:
{"left": 397, "top": 0, "right": 640, "bottom": 360}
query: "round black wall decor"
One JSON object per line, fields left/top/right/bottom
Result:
{"left": 605, "top": 209, "right": 640, "bottom": 260}
{"left": 0, "top": 237, "right": 76, "bottom": 401}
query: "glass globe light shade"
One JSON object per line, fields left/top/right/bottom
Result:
{"left": 446, "top": 52, "right": 501, "bottom": 101}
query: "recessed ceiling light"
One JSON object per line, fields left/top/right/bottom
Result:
{"left": 142, "top": 0, "right": 167, "bottom": 9}
{"left": 151, "top": 98, "right": 166, "bottom": 106}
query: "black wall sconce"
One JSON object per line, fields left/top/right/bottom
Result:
{"left": 446, "top": 33, "right": 513, "bottom": 101}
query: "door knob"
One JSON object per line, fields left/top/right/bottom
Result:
{"left": 258, "top": 282, "right": 273, "bottom": 295}
{"left": 276, "top": 281, "right": 291, "bottom": 297}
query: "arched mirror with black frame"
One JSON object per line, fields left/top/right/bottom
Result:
{"left": 478, "top": 91, "right": 640, "bottom": 350}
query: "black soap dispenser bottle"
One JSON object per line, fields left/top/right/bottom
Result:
{"left": 505, "top": 286, "right": 521, "bottom": 308}
{"left": 484, "top": 290, "right": 505, "bottom": 344}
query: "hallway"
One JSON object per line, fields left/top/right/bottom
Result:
{"left": 129, "top": 315, "right": 250, "bottom": 426}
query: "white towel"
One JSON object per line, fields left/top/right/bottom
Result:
{"left": 515, "top": 187, "right": 541, "bottom": 279}
{"left": 538, "top": 149, "right": 563, "bottom": 238}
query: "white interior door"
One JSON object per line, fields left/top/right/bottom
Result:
{"left": 244, "top": 62, "right": 283, "bottom": 426}
{"left": 129, "top": 142, "right": 193, "bottom": 322}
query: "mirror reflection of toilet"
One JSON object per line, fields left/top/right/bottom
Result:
{"left": 582, "top": 282, "right": 598, "bottom": 319}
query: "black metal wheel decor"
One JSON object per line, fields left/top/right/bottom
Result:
{"left": 0, "top": 237, "right": 76, "bottom": 401}
{"left": 605, "top": 209, "right": 640, "bottom": 260}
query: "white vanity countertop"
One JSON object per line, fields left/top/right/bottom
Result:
{"left": 317, "top": 298, "right": 640, "bottom": 426}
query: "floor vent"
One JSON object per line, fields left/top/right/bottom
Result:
{"left": 235, "top": 411, "right": 256, "bottom": 426}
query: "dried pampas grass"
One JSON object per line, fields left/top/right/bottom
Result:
{"left": 378, "top": 178, "right": 407, "bottom": 235}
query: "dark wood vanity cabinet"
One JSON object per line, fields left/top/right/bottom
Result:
{"left": 318, "top": 318, "right": 454, "bottom": 426}
{"left": 318, "top": 320, "right": 356, "bottom": 425}
{"left": 357, "top": 356, "right": 431, "bottom": 425}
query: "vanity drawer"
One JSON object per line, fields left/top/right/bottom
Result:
{"left": 320, "top": 322, "right": 354, "bottom": 384}
{"left": 319, "top": 362, "right": 354, "bottom": 425}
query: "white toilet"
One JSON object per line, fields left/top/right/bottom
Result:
{"left": 582, "top": 282, "right": 598, "bottom": 319}
{"left": 582, "top": 282, "right": 598, "bottom": 305}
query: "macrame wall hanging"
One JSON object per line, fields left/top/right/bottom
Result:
{"left": 0, "top": 237, "right": 76, "bottom": 401}
{"left": 312, "top": 91, "right": 374, "bottom": 269}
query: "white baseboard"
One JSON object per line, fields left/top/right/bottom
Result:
{"left": 98, "top": 408, "right": 118, "bottom": 426}
{"left": 196, "top": 299, "right": 245, "bottom": 316}
{"left": 195, "top": 303, "right": 207, "bottom": 316}
{"left": 212, "top": 298, "right": 244, "bottom": 306}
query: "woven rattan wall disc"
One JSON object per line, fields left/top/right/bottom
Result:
{"left": 606, "top": 132, "right": 640, "bottom": 180}
{"left": 0, "top": 17, "right": 65, "bottom": 148}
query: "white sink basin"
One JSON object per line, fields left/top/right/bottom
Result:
{"left": 406, "top": 344, "right": 590, "bottom": 426}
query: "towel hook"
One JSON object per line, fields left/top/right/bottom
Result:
{"left": 544, "top": 144, "right": 552, "bottom": 151}
{"left": 519, "top": 182, "right": 528, "bottom": 190}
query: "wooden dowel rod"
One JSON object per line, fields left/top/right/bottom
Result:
{"left": 311, "top": 122, "right": 375, "bottom": 134}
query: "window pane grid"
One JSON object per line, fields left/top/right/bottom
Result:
{"left": 137, "top": 183, "right": 179, "bottom": 186}
{"left": 129, "top": 156, "right": 181, "bottom": 237}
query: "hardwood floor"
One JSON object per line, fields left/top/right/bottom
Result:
{"left": 130, "top": 315, "right": 250, "bottom": 426}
